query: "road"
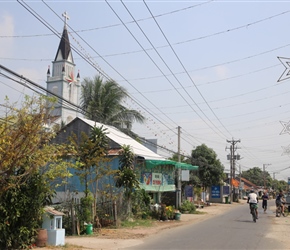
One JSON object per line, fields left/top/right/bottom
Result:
{"left": 123, "top": 199, "right": 290, "bottom": 250}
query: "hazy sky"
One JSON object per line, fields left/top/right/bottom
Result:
{"left": 2, "top": 1, "right": 290, "bottom": 181}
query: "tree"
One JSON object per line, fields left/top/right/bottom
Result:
{"left": 191, "top": 144, "right": 225, "bottom": 191}
{"left": 169, "top": 153, "right": 189, "bottom": 163}
{"left": 70, "top": 125, "right": 113, "bottom": 222}
{"left": 0, "top": 96, "right": 74, "bottom": 193}
{"left": 0, "top": 96, "right": 75, "bottom": 249}
{"left": 271, "top": 179, "right": 287, "bottom": 192}
{"left": 241, "top": 167, "right": 271, "bottom": 187}
{"left": 80, "top": 75, "right": 145, "bottom": 135}
{"left": 115, "top": 145, "right": 140, "bottom": 217}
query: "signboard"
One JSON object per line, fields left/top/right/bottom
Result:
{"left": 181, "top": 170, "right": 189, "bottom": 181}
{"left": 185, "top": 185, "right": 193, "bottom": 198}
{"left": 223, "top": 186, "right": 230, "bottom": 195}
{"left": 142, "top": 173, "right": 152, "bottom": 185}
{"left": 239, "top": 181, "right": 244, "bottom": 190}
{"left": 152, "top": 173, "right": 162, "bottom": 185}
{"left": 211, "top": 185, "right": 221, "bottom": 198}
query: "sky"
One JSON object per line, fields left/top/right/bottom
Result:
{"left": 2, "top": 0, "right": 290, "bottom": 181}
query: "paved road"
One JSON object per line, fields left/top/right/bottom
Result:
{"left": 123, "top": 199, "right": 290, "bottom": 250}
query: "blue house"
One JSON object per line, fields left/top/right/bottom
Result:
{"left": 51, "top": 117, "right": 196, "bottom": 204}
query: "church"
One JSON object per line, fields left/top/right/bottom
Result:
{"left": 46, "top": 11, "right": 81, "bottom": 127}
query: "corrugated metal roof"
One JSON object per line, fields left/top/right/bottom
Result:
{"left": 78, "top": 117, "right": 165, "bottom": 161}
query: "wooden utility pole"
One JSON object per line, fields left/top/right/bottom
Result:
{"left": 176, "top": 126, "right": 181, "bottom": 209}
{"left": 226, "top": 139, "right": 241, "bottom": 203}
{"left": 263, "top": 163, "right": 271, "bottom": 190}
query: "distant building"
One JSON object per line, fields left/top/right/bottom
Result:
{"left": 139, "top": 138, "right": 158, "bottom": 153}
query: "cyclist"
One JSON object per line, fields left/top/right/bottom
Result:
{"left": 276, "top": 190, "right": 286, "bottom": 217}
{"left": 247, "top": 189, "right": 259, "bottom": 219}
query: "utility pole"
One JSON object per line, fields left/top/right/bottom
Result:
{"left": 239, "top": 164, "right": 242, "bottom": 199}
{"left": 226, "top": 139, "right": 241, "bottom": 203}
{"left": 176, "top": 126, "right": 181, "bottom": 209}
{"left": 263, "top": 163, "right": 271, "bottom": 190}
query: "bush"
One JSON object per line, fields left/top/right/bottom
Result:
{"left": 131, "top": 189, "right": 151, "bottom": 219}
{"left": 0, "top": 172, "right": 51, "bottom": 249}
{"left": 165, "top": 205, "right": 175, "bottom": 219}
{"left": 180, "top": 200, "right": 196, "bottom": 213}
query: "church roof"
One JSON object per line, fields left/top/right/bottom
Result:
{"left": 54, "top": 27, "right": 72, "bottom": 62}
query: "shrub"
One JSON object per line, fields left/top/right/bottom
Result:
{"left": 0, "top": 172, "right": 51, "bottom": 249}
{"left": 180, "top": 200, "right": 196, "bottom": 213}
{"left": 166, "top": 206, "right": 175, "bottom": 219}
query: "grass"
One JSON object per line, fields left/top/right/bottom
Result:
{"left": 193, "top": 210, "right": 207, "bottom": 214}
{"left": 42, "top": 243, "right": 84, "bottom": 249}
{"left": 120, "top": 218, "right": 154, "bottom": 228}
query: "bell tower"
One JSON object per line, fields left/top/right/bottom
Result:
{"left": 46, "top": 11, "right": 80, "bottom": 126}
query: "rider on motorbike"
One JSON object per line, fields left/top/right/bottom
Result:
{"left": 276, "top": 190, "right": 286, "bottom": 217}
{"left": 247, "top": 189, "right": 258, "bottom": 219}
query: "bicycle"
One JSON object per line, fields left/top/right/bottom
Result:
{"left": 250, "top": 203, "right": 258, "bottom": 222}
{"left": 276, "top": 202, "right": 288, "bottom": 217}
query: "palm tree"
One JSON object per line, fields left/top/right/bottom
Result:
{"left": 80, "top": 75, "right": 145, "bottom": 135}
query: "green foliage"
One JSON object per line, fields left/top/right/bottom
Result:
{"left": 0, "top": 172, "right": 51, "bottom": 249}
{"left": 0, "top": 96, "right": 76, "bottom": 249}
{"left": 0, "top": 96, "right": 75, "bottom": 194}
{"left": 194, "top": 186, "right": 202, "bottom": 198}
{"left": 180, "top": 200, "right": 196, "bottom": 213}
{"left": 115, "top": 145, "right": 140, "bottom": 193}
{"left": 70, "top": 125, "right": 116, "bottom": 221}
{"left": 191, "top": 144, "right": 224, "bottom": 190}
{"left": 241, "top": 167, "right": 271, "bottom": 187}
{"left": 165, "top": 205, "right": 175, "bottom": 220}
{"left": 271, "top": 179, "right": 287, "bottom": 192}
{"left": 169, "top": 153, "right": 189, "bottom": 163}
{"left": 131, "top": 189, "right": 151, "bottom": 218}
{"left": 79, "top": 194, "right": 94, "bottom": 224}
{"left": 80, "top": 75, "right": 145, "bottom": 133}
{"left": 115, "top": 145, "right": 140, "bottom": 217}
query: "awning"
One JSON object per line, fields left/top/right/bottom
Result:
{"left": 175, "top": 162, "right": 199, "bottom": 170}
{"left": 145, "top": 159, "right": 198, "bottom": 170}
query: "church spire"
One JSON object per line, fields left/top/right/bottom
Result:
{"left": 46, "top": 11, "right": 81, "bottom": 125}
{"left": 54, "top": 11, "right": 73, "bottom": 63}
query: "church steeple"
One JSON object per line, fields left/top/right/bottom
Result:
{"left": 46, "top": 11, "right": 81, "bottom": 126}
{"left": 54, "top": 11, "right": 73, "bottom": 63}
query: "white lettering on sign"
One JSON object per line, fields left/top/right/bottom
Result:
{"left": 152, "top": 172, "right": 162, "bottom": 186}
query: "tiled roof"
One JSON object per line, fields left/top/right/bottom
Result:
{"left": 44, "top": 206, "right": 65, "bottom": 216}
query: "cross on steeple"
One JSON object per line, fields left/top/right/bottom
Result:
{"left": 62, "top": 11, "right": 70, "bottom": 27}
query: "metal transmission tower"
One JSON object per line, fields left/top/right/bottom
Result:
{"left": 226, "top": 139, "right": 241, "bottom": 203}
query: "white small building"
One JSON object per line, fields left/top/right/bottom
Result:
{"left": 42, "top": 207, "right": 65, "bottom": 246}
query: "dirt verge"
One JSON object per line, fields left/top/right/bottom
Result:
{"left": 40, "top": 202, "right": 242, "bottom": 249}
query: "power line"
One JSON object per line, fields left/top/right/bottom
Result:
{"left": 39, "top": 0, "right": 197, "bottom": 150}
{"left": 143, "top": 0, "right": 233, "bottom": 138}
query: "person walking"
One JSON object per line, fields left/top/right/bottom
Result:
{"left": 261, "top": 191, "right": 269, "bottom": 213}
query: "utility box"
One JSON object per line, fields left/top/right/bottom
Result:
{"left": 42, "top": 207, "right": 65, "bottom": 246}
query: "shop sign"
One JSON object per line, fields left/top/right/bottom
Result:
{"left": 211, "top": 185, "right": 221, "bottom": 198}
{"left": 152, "top": 173, "right": 162, "bottom": 185}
